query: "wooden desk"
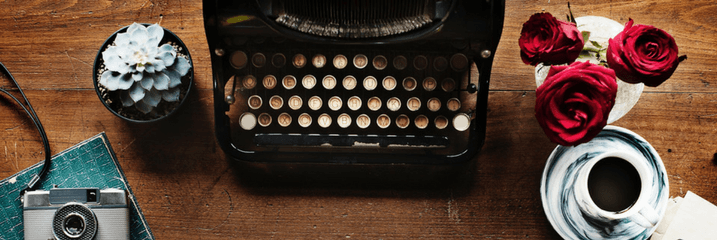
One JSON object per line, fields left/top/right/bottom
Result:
{"left": 1, "top": 0, "right": 715, "bottom": 238}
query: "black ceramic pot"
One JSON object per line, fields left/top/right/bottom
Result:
{"left": 93, "top": 23, "right": 193, "bottom": 123}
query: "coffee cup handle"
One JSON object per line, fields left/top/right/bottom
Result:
{"left": 629, "top": 206, "right": 660, "bottom": 228}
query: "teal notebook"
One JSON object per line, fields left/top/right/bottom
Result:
{"left": 0, "top": 133, "right": 154, "bottom": 239}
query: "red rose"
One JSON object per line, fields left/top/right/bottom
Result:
{"left": 535, "top": 61, "right": 618, "bottom": 146}
{"left": 519, "top": 12, "right": 584, "bottom": 66}
{"left": 607, "top": 19, "right": 680, "bottom": 87}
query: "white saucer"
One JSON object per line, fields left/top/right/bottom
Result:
{"left": 540, "top": 125, "right": 669, "bottom": 239}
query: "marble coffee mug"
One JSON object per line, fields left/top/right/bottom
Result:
{"left": 573, "top": 151, "right": 660, "bottom": 228}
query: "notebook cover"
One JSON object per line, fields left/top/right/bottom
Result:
{"left": 0, "top": 133, "right": 154, "bottom": 239}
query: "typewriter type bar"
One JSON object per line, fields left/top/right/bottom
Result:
{"left": 204, "top": 0, "right": 505, "bottom": 164}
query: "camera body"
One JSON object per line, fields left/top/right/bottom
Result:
{"left": 23, "top": 188, "right": 129, "bottom": 240}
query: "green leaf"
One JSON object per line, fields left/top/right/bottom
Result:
{"left": 581, "top": 31, "right": 591, "bottom": 43}
{"left": 590, "top": 40, "right": 602, "bottom": 49}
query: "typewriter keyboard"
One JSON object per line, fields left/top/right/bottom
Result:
{"left": 222, "top": 49, "right": 479, "bottom": 155}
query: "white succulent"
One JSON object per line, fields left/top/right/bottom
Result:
{"left": 99, "top": 23, "right": 191, "bottom": 114}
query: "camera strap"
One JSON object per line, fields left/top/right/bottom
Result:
{"left": 0, "top": 62, "right": 51, "bottom": 195}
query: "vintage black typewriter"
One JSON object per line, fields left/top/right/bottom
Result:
{"left": 204, "top": 0, "right": 504, "bottom": 164}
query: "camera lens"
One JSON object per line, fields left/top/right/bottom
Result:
{"left": 53, "top": 203, "right": 97, "bottom": 240}
{"left": 64, "top": 214, "right": 85, "bottom": 237}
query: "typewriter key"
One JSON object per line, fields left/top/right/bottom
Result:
{"left": 298, "top": 113, "right": 312, "bottom": 128}
{"left": 427, "top": 97, "right": 441, "bottom": 112}
{"left": 434, "top": 56, "right": 448, "bottom": 72}
{"left": 415, "top": 115, "right": 429, "bottom": 129}
{"left": 258, "top": 113, "right": 272, "bottom": 127}
{"left": 353, "top": 54, "right": 368, "bottom": 69}
{"left": 435, "top": 116, "right": 449, "bottom": 130}
{"left": 263, "top": 75, "right": 277, "bottom": 90}
{"left": 308, "top": 96, "right": 323, "bottom": 111}
{"left": 252, "top": 53, "right": 266, "bottom": 68}
{"left": 248, "top": 95, "right": 262, "bottom": 110}
{"left": 450, "top": 53, "right": 469, "bottom": 72}
{"left": 441, "top": 78, "right": 456, "bottom": 92}
{"left": 407, "top": 97, "right": 421, "bottom": 111}
{"left": 367, "top": 97, "right": 382, "bottom": 111}
{"left": 377, "top": 114, "right": 391, "bottom": 129}
{"left": 230, "top": 51, "right": 248, "bottom": 69}
{"left": 288, "top": 95, "right": 303, "bottom": 110}
{"left": 318, "top": 114, "right": 332, "bottom": 128}
{"left": 242, "top": 75, "right": 257, "bottom": 89}
{"left": 328, "top": 96, "right": 343, "bottom": 111}
{"left": 233, "top": 36, "right": 248, "bottom": 46}
{"left": 343, "top": 75, "right": 357, "bottom": 90}
{"left": 402, "top": 77, "right": 417, "bottom": 91}
{"left": 312, "top": 54, "right": 326, "bottom": 68}
{"left": 393, "top": 55, "right": 407, "bottom": 70}
{"left": 333, "top": 54, "right": 348, "bottom": 69}
{"left": 239, "top": 112, "right": 257, "bottom": 130}
{"left": 396, "top": 114, "right": 410, "bottom": 129}
{"left": 382, "top": 76, "right": 397, "bottom": 91}
{"left": 422, "top": 77, "right": 437, "bottom": 91}
{"left": 337, "top": 113, "right": 352, "bottom": 128}
{"left": 272, "top": 53, "right": 286, "bottom": 68}
{"left": 302, "top": 75, "right": 317, "bottom": 89}
{"left": 269, "top": 95, "right": 284, "bottom": 110}
{"left": 413, "top": 55, "right": 428, "bottom": 70}
{"left": 453, "top": 113, "right": 471, "bottom": 131}
{"left": 363, "top": 76, "right": 378, "bottom": 91}
{"left": 356, "top": 114, "right": 371, "bottom": 129}
{"left": 347, "top": 96, "right": 362, "bottom": 111}
{"left": 447, "top": 98, "right": 461, "bottom": 112}
{"left": 323, "top": 75, "right": 337, "bottom": 90}
{"left": 386, "top": 97, "right": 401, "bottom": 112}
{"left": 282, "top": 75, "right": 297, "bottom": 90}
{"left": 293, "top": 54, "right": 307, "bottom": 68}
{"left": 278, "top": 113, "right": 292, "bottom": 127}
{"left": 373, "top": 55, "right": 388, "bottom": 70}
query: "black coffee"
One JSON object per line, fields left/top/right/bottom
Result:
{"left": 587, "top": 157, "right": 642, "bottom": 212}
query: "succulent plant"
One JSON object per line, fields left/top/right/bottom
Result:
{"left": 99, "top": 23, "right": 191, "bottom": 114}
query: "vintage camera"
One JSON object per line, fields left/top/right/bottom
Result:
{"left": 22, "top": 188, "right": 129, "bottom": 240}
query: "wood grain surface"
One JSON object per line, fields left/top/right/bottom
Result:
{"left": 1, "top": 0, "right": 716, "bottom": 239}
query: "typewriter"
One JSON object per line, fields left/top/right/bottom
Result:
{"left": 204, "top": 0, "right": 504, "bottom": 164}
